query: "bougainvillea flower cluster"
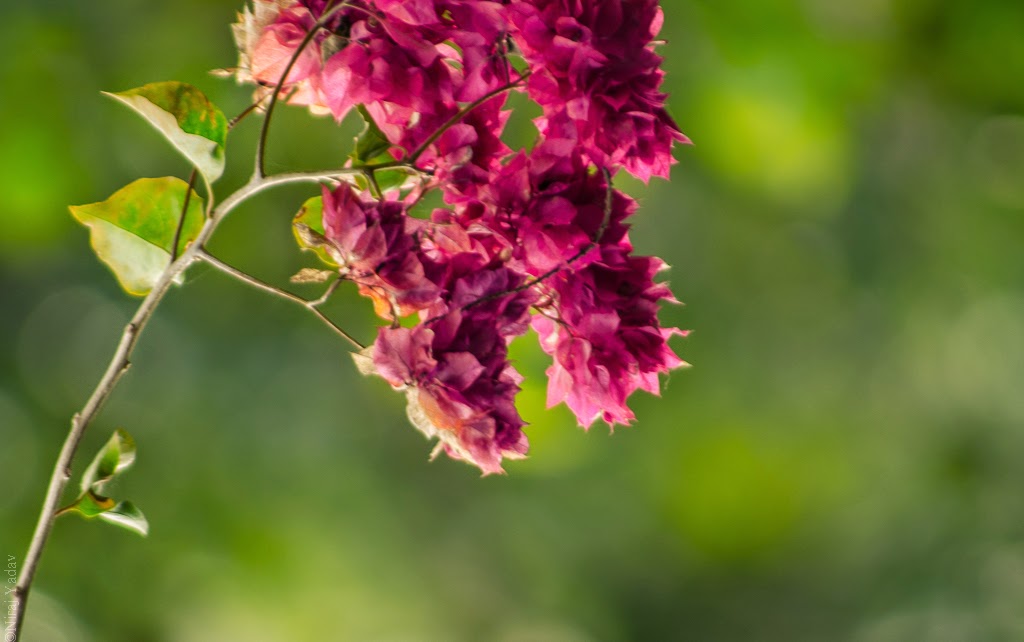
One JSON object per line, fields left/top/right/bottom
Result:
{"left": 235, "top": 0, "right": 690, "bottom": 473}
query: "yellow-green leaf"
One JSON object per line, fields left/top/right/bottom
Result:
{"left": 69, "top": 490, "right": 117, "bottom": 518}
{"left": 105, "top": 81, "right": 228, "bottom": 183}
{"left": 70, "top": 177, "right": 204, "bottom": 296}
{"left": 292, "top": 196, "right": 338, "bottom": 267}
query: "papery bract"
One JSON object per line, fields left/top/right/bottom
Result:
{"left": 364, "top": 263, "right": 537, "bottom": 474}
{"left": 509, "top": 0, "right": 690, "bottom": 182}
{"left": 532, "top": 245, "right": 687, "bottom": 428}
{"left": 320, "top": 185, "right": 439, "bottom": 319}
{"left": 236, "top": 0, "right": 691, "bottom": 473}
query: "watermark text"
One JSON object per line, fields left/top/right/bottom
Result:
{"left": 3, "top": 555, "right": 17, "bottom": 642}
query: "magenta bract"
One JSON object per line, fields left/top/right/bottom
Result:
{"left": 235, "top": 0, "right": 690, "bottom": 473}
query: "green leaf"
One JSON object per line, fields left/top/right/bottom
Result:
{"left": 98, "top": 501, "right": 149, "bottom": 537}
{"left": 69, "top": 490, "right": 117, "bottom": 517}
{"left": 65, "top": 495, "right": 149, "bottom": 537}
{"left": 351, "top": 105, "right": 392, "bottom": 167}
{"left": 506, "top": 52, "right": 530, "bottom": 76}
{"left": 63, "top": 428, "right": 149, "bottom": 536}
{"left": 105, "top": 81, "right": 228, "bottom": 183}
{"left": 293, "top": 196, "right": 338, "bottom": 267}
{"left": 80, "top": 429, "right": 137, "bottom": 494}
{"left": 70, "top": 177, "right": 205, "bottom": 296}
{"left": 373, "top": 168, "right": 419, "bottom": 193}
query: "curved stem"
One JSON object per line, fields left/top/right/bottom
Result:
{"left": 259, "top": 167, "right": 365, "bottom": 189}
{"left": 255, "top": 2, "right": 351, "bottom": 178}
{"left": 197, "top": 249, "right": 364, "bottom": 350}
{"left": 228, "top": 97, "right": 266, "bottom": 131}
{"left": 376, "top": 71, "right": 532, "bottom": 170}
{"left": 364, "top": 169, "right": 383, "bottom": 200}
{"left": 412, "top": 72, "right": 530, "bottom": 161}
{"left": 11, "top": 234, "right": 199, "bottom": 640}
{"left": 8, "top": 165, "right": 355, "bottom": 639}
{"left": 170, "top": 169, "right": 198, "bottom": 262}
{"left": 200, "top": 173, "right": 216, "bottom": 220}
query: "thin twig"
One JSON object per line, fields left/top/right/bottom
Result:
{"left": 197, "top": 250, "right": 364, "bottom": 350}
{"left": 362, "top": 167, "right": 384, "bottom": 200}
{"left": 310, "top": 277, "right": 343, "bottom": 307}
{"left": 8, "top": 164, "right": 364, "bottom": 638}
{"left": 401, "top": 71, "right": 532, "bottom": 166}
{"left": 170, "top": 169, "right": 197, "bottom": 262}
{"left": 255, "top": 1, "right": 351, "bottom": 178}
{"left": 12, "top": 205, "right": 210, "bottom": 638}
{"left": 228, "top": 97, "right": 266, "bottom": 131}
{"left": 365, "top": 71, "right": 532, "bottom": 175}
{"left": 260, "top": 167, "right": 364, "bottom": 188}
{"left": 11, "top": 5, "right": 374, "bottom": 630}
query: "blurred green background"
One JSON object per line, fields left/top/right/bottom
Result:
{"left": 2, "top": 0, "right": 1023, "bottom": 640}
